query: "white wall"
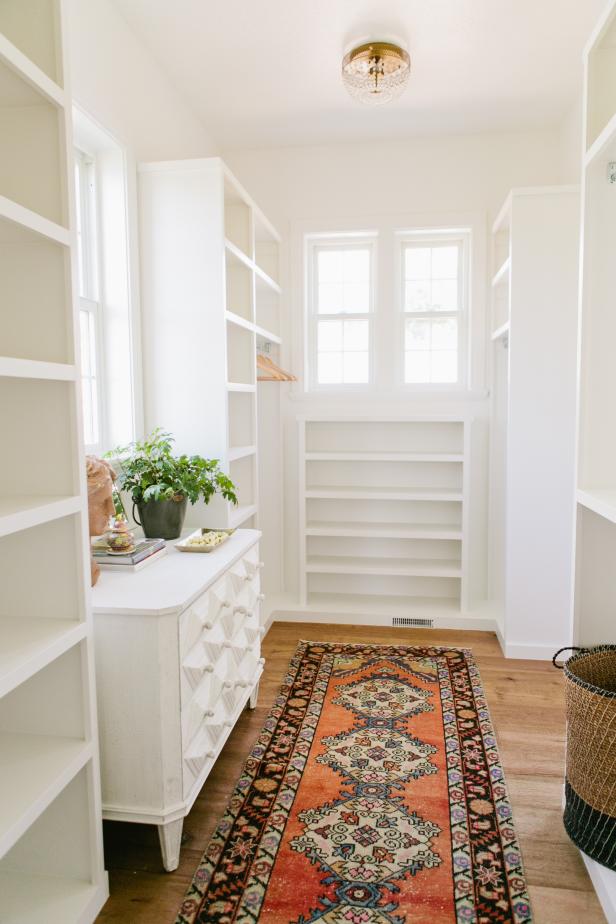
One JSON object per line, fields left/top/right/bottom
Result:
{"left": 66, "top": 0, "right": 215, "bottom": 161}
{"left": 223, "top": 127, "right": 572, "bottom": 611}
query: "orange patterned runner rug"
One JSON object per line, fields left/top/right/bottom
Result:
{"left": 176, "top": 641, "right": 532, "bottom": 924}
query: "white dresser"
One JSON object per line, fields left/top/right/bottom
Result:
{"left": 91, "top": 529, "right": 264, "bottom": 871}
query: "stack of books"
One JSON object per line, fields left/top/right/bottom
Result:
{"left": 92, "top": 537, "right": 166, "bottom": 572}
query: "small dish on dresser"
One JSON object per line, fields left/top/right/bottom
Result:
{"left": 176, "top": 528, "right": 235, "bottom": 553}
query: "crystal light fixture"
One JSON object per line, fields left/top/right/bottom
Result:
{"left": 342, "top": 41, "right": 411, "bottom": 105}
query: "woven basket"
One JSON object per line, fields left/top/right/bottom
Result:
{"left": 554, "top": 645, "right": 616, "bottom": 869}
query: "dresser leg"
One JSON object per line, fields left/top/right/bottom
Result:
{"left": 158, "top": 818, "right": 184, "bottom": 872}
{"left": 249, "top": 681, "right": 259, "bottom": 709}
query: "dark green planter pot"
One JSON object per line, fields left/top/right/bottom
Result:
{"left": 133, "top": 497, "right": 188, "bottom": 540}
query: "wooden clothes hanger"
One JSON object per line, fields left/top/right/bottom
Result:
{"left": 256, "top": 353, "right": 297, "bottom": 382}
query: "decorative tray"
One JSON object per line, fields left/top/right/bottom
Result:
{"left": 176, "top": 528, "right": 235, "bottom": 553}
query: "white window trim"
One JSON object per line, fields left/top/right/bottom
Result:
{"left": 73, "top": 104, "right": 144, "bottom": 454}
{"left": 305, "top": 233, "right": 377, "bottom": 392}
{"left": 75, "top": 147, "right": 106, "bottom": 455}
{"left": 294, "top": 213, "right": 485, "bottom": 399}
{"left": 396, "top": 228, "right": 471, "bottom": 392}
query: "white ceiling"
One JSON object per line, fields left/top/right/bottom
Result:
{"left": 112, "top": 0, "right": 604, "bottom": 150}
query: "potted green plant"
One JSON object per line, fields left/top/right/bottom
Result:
{"left": 108, "top": 428, "right": 237, "bottom": 540}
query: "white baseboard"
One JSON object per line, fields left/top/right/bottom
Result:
{"left": 502, "top": 640, "right": 560, "bottom": 661}
{"left": 268, "top": 605, "right": 497, "bottom": 633}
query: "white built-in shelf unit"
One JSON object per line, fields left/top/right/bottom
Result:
{"left": 573, "top": 2, "right": 616, "bottom": 915}
{"left": 139, "top": 158, "right": 283, "bottom": 534}
{"left": 296, "top": 417, "right": 471, "bottom": 625}
{"left": 0, "top": 1, "right": 108, "bottom": 920}
{"left": 488, "top": 186, "right": 579, "bottom": 659}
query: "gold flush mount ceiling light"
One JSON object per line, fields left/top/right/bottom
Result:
{"left": 342, "top": 41, "right": 411, "bottom": 105}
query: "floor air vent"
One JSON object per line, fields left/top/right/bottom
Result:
{"left": 392, "top": 617, "right": 434, "bottom": 628}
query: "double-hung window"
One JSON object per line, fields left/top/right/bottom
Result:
{"left": 307, "top": 237, "right": 375, "bottom": 387}
{"left": 74, "top": 148, "right": 103, "bottom": 451}
{"left": 401, "top": 232, "right": 468, "bottom": 386}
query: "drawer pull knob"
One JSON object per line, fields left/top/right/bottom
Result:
{"left": 235, "top": 680, "right": 249, "bottom": 688}
{"left": 234, "top": 606, "right": 248, "bottom": 616}
{"left": 204, "top": 665, "right": 214, "bottom": 673}
{"left": 204, "top": 710, "right": 215, "bottom": 718}
{"left": 258, "top": 657, "right": 265, "bottom": 666}
{"left": 206, "top": 750, "right": 215, "bottom": 759}
{"left": 222, "top": 641, "right": 232, "bottom": 649}
{"left": 222, "top": 600, "right": 232, "bottom": 609}
{"left": 224, "top": 720, "right": 233, "bottom": 728}
{"left": 223, "top": 680, "right": 233, "bottom": 688}
{"left": 257, "top": 593, "right": 265, "bottom": 602}
{"left": 203, "top": 620, "right": 213, "bottom": 630}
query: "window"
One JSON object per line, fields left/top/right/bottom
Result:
{"left": 308, "top": 238, "right": 375, "bottom": 386}
{"left": 74, "top": 148, "right": 102, "bottom": 450}
{"left": 401, "top": 233, "right": 468, "bottom": 386}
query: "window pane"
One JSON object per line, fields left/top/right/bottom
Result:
{"left": 432, "top": 245, "right": 458, "bottom": 279}
{"left": 316, "top": 246, "right": 371, "bottom": 315}
{"left": 318, "top": 352, "right": 343, "bottom": 384}
{"left": 404, "top": 317, "right": 459, "bottom": 384}
{"left": 405, "top": 247, "right": 431, "bottom": 280}
{"left": 318, "top": 249, "right": 343, "bottom": 283}
{"left": 342, "top": 282, "right": 369, "bottom": 313}
{"left": 343, "top": 248, "right": 370, "bottom": 281}
{"left": 318, "top": 319, "right": 343, "bottom": 351}
{"left": 343, "top": 319, "right": 369, "bottom": 351}
{"left": 431, "top": 317, "right": 458, "bottom": 350}
{"left": 431, "top": 351, "right": 458, "bottom": 383}
{"left": 343, "top": 352, "right": 369, "bottom": 384}
{"left": 431, "top": 279, "right": 458, "bottom": 311}
{"left": 318, "top": 282, "right": 343, "bottom": 314}
{"left": 405, "top": 351, "right": 431, "bottom": 384}
{"left": 405, "top": 280, "right": 431, "bottom": 312}
{"left": 405, "top": 319, "right": 430, "bottom": 351}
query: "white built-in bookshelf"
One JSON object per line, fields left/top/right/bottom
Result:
{"left": 573, "top": 1, "right": 616, "bottom": 918}
{"left": 139, "top": 158, "right": 282, "bottom": 543}
{"left": 294, "top": 417, "right": 472, "bottom": 625}
{"left": 0, "top": 1, "right": 108, "bottom": 920}
{"left": 488, "top": 186, "right": 579, "bottom": 659}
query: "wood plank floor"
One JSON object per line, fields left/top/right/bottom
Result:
{"left": 96, "top": 623, "right": 606, "bottom": 923}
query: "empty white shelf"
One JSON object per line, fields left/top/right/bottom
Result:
{"left": 254, "top": 324, "right": 281, "bottom": 344}
{"left": 0, "top": 33, "right": 65, "bottom": 108}
{"left": 0, "top": 496, "right": 82, "bottom": 539}
{"left": 0, "top": 619, "right": 86, "bottom": 700}
{"left": 0, "top": 358, "right": 77, "bottom": 382}
{"left": 227, "top": 382, "right": 256, "bottom": 393}
{"left": 0, "top": 733, "right": 92, "bottom": 858}
{"left": 228, "top": 445, "right": 257, "bottom": 462}
{"left": 491, "top": 257, "right": 511, "bottom": 288}
{"left": 306, "top": 592, "right": 460, "bottom": 618}
{"left": 224, "top": 238, "right": 253, "bottom": 270}
{"left": 225, "top": 310, "right": 254, "bottom": 333}
{"left": 0, "top": 871, "right": 105, "bottom": 924}
{"left": 0, "top": 196, "right": 70, "bottom": 247}
{"left": 254, "top": 263, "right": 281, "bottom": 294}
{"left": 305, "top": 451, "right": 464, "bottom": 462}
{"left": 491, "top": 321, "right": 510, "bottom": 342}
{"left": 229, "top": 504, "right": 257, "bottom": 528}
{"left": 306, "top": 556, "right": 462, "bottom": 578}
{"left": 577, "top": 488, "right": 616, "bottom": 525}
{"left": 305, "top": 521, "right": 463, "bottom": 540}
{"left": 584, "top": 111, "right": 616, "bottom": 169}
{"left": 305, "top": 485, "right": 463, "bottom": 502}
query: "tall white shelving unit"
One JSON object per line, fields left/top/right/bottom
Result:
{"left": 139, "top": 158, "right": 282, "bottom": 539}
{"left": 0, "top": 1, "right": 108, "bottom": 920}
{"left": 292, "top": 417, "right": 475, "bottom": 626}
{"left": 487, "top": 186, "right": 580, "bottom": 660}
{"left": 573, "top": 0, "right": 616, "bottom": 918}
